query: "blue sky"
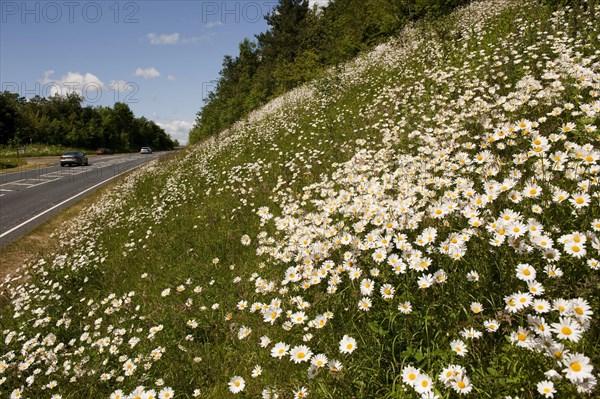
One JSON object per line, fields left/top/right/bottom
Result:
{"left": 1, "top": 1, "right": 330, "bottom": 144}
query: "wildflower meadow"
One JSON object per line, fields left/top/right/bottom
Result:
{"left": 1, "top": 0, "right": 599, "bottom": 398}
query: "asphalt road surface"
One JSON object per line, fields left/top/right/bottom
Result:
{"left": 0, "top": 152, "right": 162, "bottom": 249}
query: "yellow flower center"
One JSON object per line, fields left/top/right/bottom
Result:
{"left": 458, "top": 381, "right": 466, "bottom": 389}
{"left": 518, "top": 333, "right": 527, "bottom": 341}
{"left": 571, "top": 362, "right": 581, "bottom": 372}
{"left": 561, "top": 326, "right": 572, "bottom": 335}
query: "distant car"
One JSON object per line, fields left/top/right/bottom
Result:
{"left": 140, "top": 147, "right": 152, "bottom": 154}
{"left": 60, "top": 151, "right": 88, "bottom": 167}
{"left": 96, "top": 148, "right": 113, "bottom": 155}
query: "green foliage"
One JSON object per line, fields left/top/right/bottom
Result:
{"left": 0, "top": 92, "right": 175, "bottom": 151}
{"left": 0, "top": 158, "right": 26, "bottom": 169}
{"left": 190, "top": 0, "right": 472, "bottom": 144}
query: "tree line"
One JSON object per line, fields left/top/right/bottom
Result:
{"left": 0, "top": 91, "right": 176, "bottom": 151}
{"left": 189, "top": 0, "right": 471, "bottom": 144}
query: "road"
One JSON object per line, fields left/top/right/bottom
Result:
{"left": 0, "top": 152, "right": 162, "bottom": 249}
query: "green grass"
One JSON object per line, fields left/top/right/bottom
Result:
{"left": 0, "top": 158, "right": 26, "bottom": 169}
{"left": 1, "top": 1, "right": 599, "bottom": 398}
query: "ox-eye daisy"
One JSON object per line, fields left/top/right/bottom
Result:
{"left": 402, "top": 365, "right": 421, "bottom": 386}
{"left": 290, "top": 345, "right": 313, "bottom": 363}
{"left": 450, "top": 339, "right": 468, "bottom": 356}
{"left": 228, "top": 376, "right": 245, "bottom": 394}
{"left": 562, "top": 353, "right": 593, "bottom": 383}
{"left": 339, "top": 335, "right": 357, "bottom": 354}
{"left": 537, "top": 380, "right": 556, "bottom": 398}
{"left": 271, "top": 342, "right": 289, "bottom": 358}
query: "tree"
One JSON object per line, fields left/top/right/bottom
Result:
{"left": 0, "top": 91, "right": 172, "bottom": 151}
{"left": 0, "top": 91, "right": 23, "bottom": 144}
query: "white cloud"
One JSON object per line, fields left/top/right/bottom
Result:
{"left": 205, "top": 21, "right": 224, "bottom": 29}
{"left": 147, "top": 31, "right": 211, "bottom": 46}
{"left": 167, "top": 75, "right": 176, "bottom": 81}
{"left": 40, "top": 70, "right": 105, "bottom": 97}
{"left": 147, "top": 32, "right": 180, "bottom": 45}
{"left": 134, "top": 67, "right": 161, "bottom": 79}
{"left": 156, "top": 119, "right": 193, "bottom": 145}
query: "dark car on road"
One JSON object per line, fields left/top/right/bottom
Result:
{"left": 60, "top": 151, "right": 88, "bottom": 167}
{"left": 96, "top": 148, "right": 113, "bottom": 155}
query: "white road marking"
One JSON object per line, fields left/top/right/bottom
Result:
{"left": 43, "top": 172, "right": 66, "bottom": 178}
{"left": 6, "top": 182, "right": 35, "bottom": 186}
{"left": 0, "top": 165, "right": 142, "bottom": 239}
{"left": 25, "top": 178, "right": 61, "bottom": 188}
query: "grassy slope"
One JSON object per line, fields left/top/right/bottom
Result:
{"left": 1, "top": 1, "right": 599, "bottom": 398}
